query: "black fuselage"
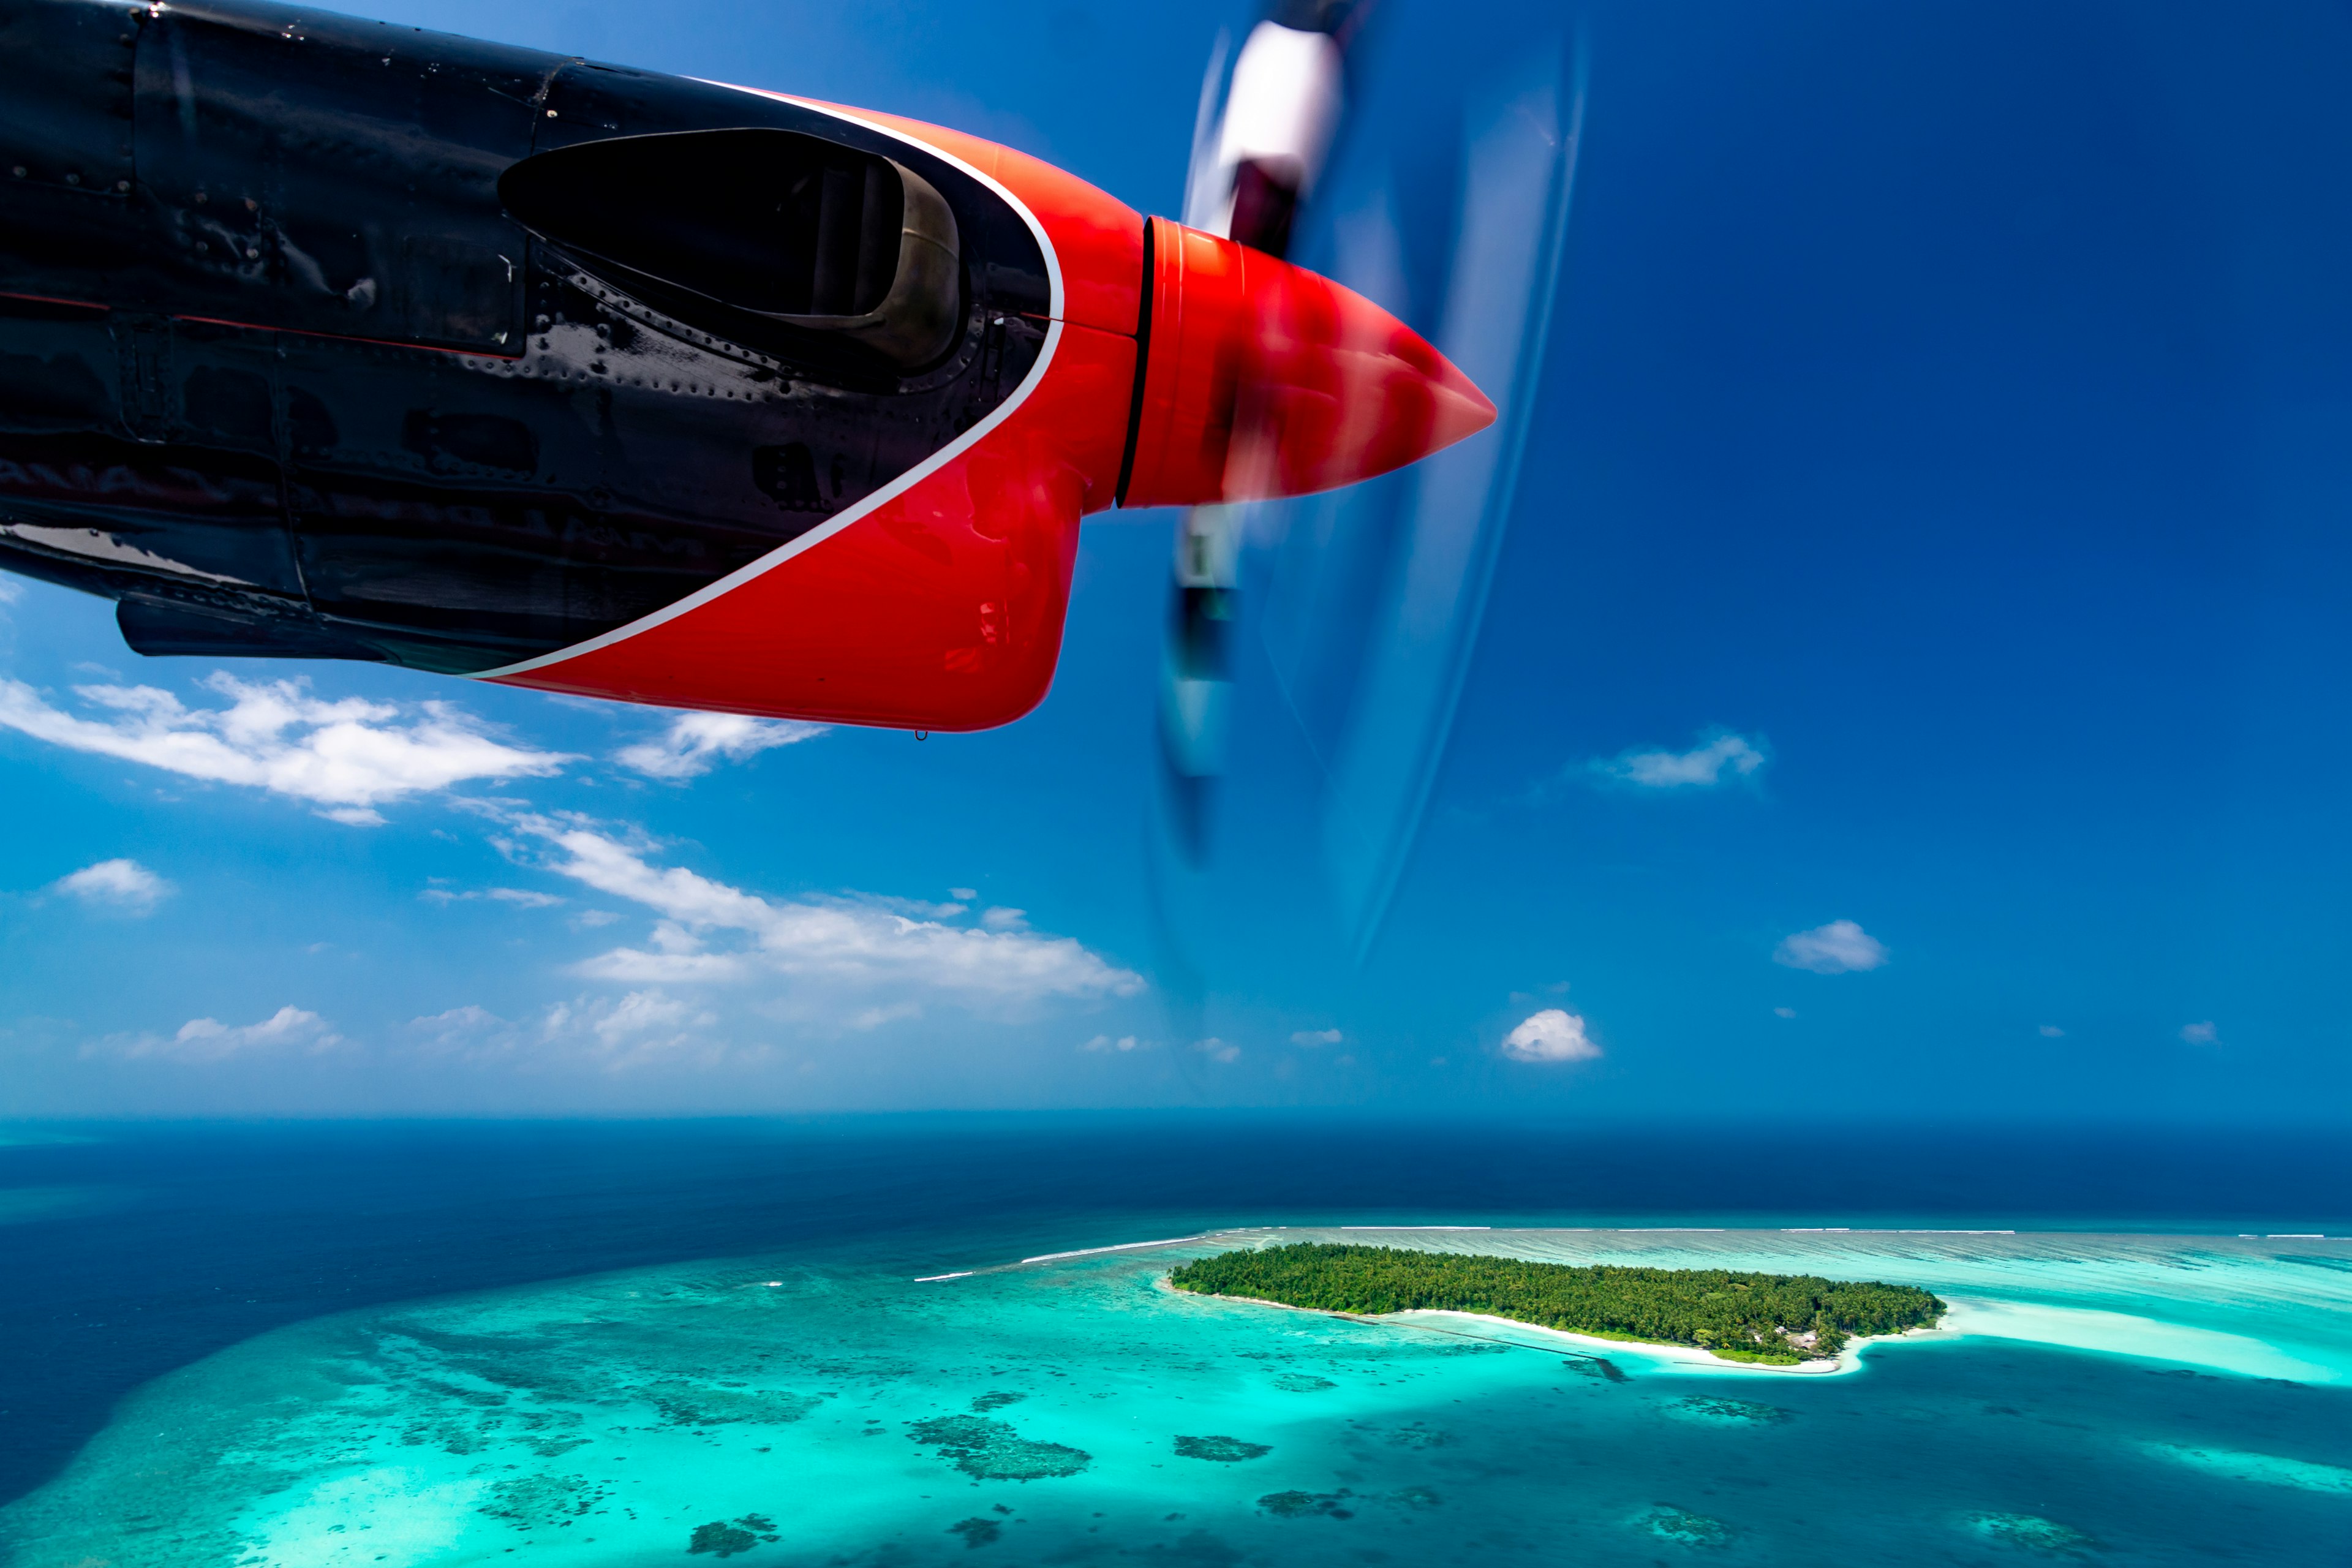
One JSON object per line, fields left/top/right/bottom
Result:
{"left": 0, "top": 0, "right": 1048, "bottom": 673}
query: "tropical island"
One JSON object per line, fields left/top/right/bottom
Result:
{"left": 1168, "top": 1243, "right": 1945, "bottom": 1365}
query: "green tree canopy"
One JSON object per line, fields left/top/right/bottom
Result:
{"left": 1169, "top": 1244, "right": 1943, "bottom": 1364}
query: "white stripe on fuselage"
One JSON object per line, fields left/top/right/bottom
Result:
{"left": 469, "top": 90, "right": 1066, "bottom": 682}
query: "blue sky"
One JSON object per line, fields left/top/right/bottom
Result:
{"left": 4, "top": 0, "right": 2351, "bottom": 1120}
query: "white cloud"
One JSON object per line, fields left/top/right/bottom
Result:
{"left": 552, "top": 991, "right": 724, "bottom": 1069}
{"left": 1501, "top": 1008, "right": 1601, "bottom": 1063}
{"left": 849, "top": 1002, "right": 922, "bottom": 1030}
{"left": 588, "top": 990, "right": 709, "bottom": 1049}
{"left": 1080, "top": 1033, "right": 1144, "bottom": 1053}
{"left": 410, "top": 994, "right": 726, "bottom": 1071}
{"left": 1291, "top": 1028, "right": 1343, "bottom": 1046}
{"left": 615, "top": 712, "right": 826, "bottom": 780}
{"left": 473, "top": 807, "right": 1144, "bottom": 1014}
{"left": 420, "top": 886, "right": 564, "bottom": 909}
{"left": 2039, "top": 1024, "right": 2066, "bottom": 1039}
{"left": 53, "top": 858, "right": 173, "bottom": 915}
{"left": 949, "top": 888, "right": 978, "bottom": 902}
{"left": 980, "top": 907, "right": 1028, "bottom": 931}
{"left": 1594, "top": 730, "right": 1765, "bottom": 789}
{"left": 0, "top": 577, "right": 21, "bottom": 603}
{"left": 0, "top": 673, "right": 573, "bottom": 820}
{"left": 1773, "top": 919, "right": 1888, "bottom": 974}
{"left": 98, "top": 1005, "right": 341, "bottom": 1063}
{"left": 2180, "top": 1020, "right": 2218, "bottom": 1046}
{"left": 1773, "top": 1006, "right": 1797, "bottom": 1020}
{"left": 1193, "top": 1037, "right": 1240, "bottom": 1063}
{"left": 411, "top": 1005, "right": 504, "bottom": 1054}
{"left": 856, "top": 894, "right": 968, "bottom": 919}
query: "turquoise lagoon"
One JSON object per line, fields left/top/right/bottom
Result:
{"left": 4, "top": 1227, "right": 2349, "bottom": 1566}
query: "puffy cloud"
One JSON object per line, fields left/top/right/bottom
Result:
{"left": 473, "top": 807, "right": 1144, "bottom": 1014}
{"left": 53, "top": 858, "right": 173, "bottom": 914}
{"left": 1193, "top": 1038, "right": 1240, "bottom": 1063}
{"left": 1291, "top": 1028, "right": 1343, "bottom": 1046}
{"left": 2039, "top": 1024, "right": 2066, "bottom": 1039}
{"left": 1773, "top": 919, "right": 1888, "bottom": 974}
{"left": 615, "top": 712, "right": 826, "bottom": 780}
{"left": 1081, "top": 1033, "right": 1145, "bottom": 1053}
{"left": 1594, "top": 730, "right": 1765, "bottom": 789}
{"left": 949, "top": 888, "right": 979, "bottom": 902}
{"left": 0, "top": 673, "right": 572, "bottom": 822}
{"left": 980, "top": 907, "right": 1028, "bottom": 931}
{"left": 1773, "top": 1006, "right": 1797, "bottom": 1020}
{"left": 1501, "top": 1008, "right": 1601, "bottom": 1063}
{"left": 521, "top": 992, "right": 728, "bottom": 1070}
{"left": 98, "top": 1005, "right": 341, "bottom": 1063}
{"left": 584, "top": 990, "right": 713, "bottom": 1054}
{"left": 2180, "top": 1021, "right": 2218, "bottom": 1046}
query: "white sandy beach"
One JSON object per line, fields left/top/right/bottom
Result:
{"left": 1163, "top": 1278, "right": 1943, "bottom": 1377}
{"left": 1937, "top": 1296, "right": 2339, "bottom": 1382}
{"left": 1382, "top": 1308, "right": 1948, "bottom": 1376}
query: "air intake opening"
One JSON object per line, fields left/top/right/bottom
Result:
{"left": 499, "top": 128, "right": 962, "bottom": 371}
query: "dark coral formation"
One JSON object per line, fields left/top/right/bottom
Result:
{"left": 1172, "top": 1435, "right": 1271, "bottom": 1462}
{"left": 907, "top": 1415, "right": 1091, "bottom": 1480}
{"left": 687, "top": 1520, "right": 758, "bottom": 1556}
{"left": 1258, "top": 1489, "right": 1355, "bottom": 1518}
{"left": 475, "top": 1472, "right": 608, "bottom": 1529}
{"left": 1640, "top": 1506, "right": 1733, "bottom": 1547}
{"left": 639, "top": 1382, "right": 823, "bottom": 1427}
{"left": 1271, "top": 1373, "right": 1336, "bottom": 1392}
{"left": 969, "top": 1391, "right": 1026, "bottom": 1412}
{"left": 1668, "top": 1395, "right": 1792, "bottom": 1425}
{"left": 948, "top": 1517, "right": 1003, "bottom": 1547}
{"left": 1966, "top": 1513, "right": 2098, "bottom": 1557}
{"left": 1382, "top": 1425, "right": 1453, "bottom": 1449}
{"left": 685, "top": 1513, "right": 780, "bottom": 1555}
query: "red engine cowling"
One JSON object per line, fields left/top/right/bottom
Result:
{"left": 487, "top": 97, "right": 1492, "bottom": 732}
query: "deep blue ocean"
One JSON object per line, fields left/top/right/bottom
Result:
{"left": 3, "top": 1118, "right": 2348, "bottom": 1565}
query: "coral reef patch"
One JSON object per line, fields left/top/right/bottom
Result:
{"left": 476, "top": 1472, "right": 608, "bottom": 1529}
{"left": 1382, "top": 1425, "right": 1453, "bottom": 1449}
{"left": 907, "top": 1415, "right": 1091, "bottom": 1480}
{"left": 687, "top": 1517, "right": 772, "bottom": 1557}
{"left": 1667, "top": 1395, "right": 1792, "bottom": 1425}
{"left": 1259, "top": 1490, "right": 1355, "bottom": 1518}
{"left": 1173, "top": 1435, "right": 1271, "bottom": 1461}
{"left": 1963, "top": 1512, "right": 2097, "bottom": 1556}
{"left": 641, "top": 1382, "right": 823, "bottom": 1427}
{"left": 949, "top": 1516, "right": 1003, "bottom": 1547}
{"left": 1638, "top": 1506, "right": 1733, "bottom": 1548}
{"left": 1272, "top": 1373, "right": 1336, "bottom": 1392}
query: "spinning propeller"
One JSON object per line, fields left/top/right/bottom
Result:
{"left": 1147, "top": 2, "right": 1586, "bottom": 978}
